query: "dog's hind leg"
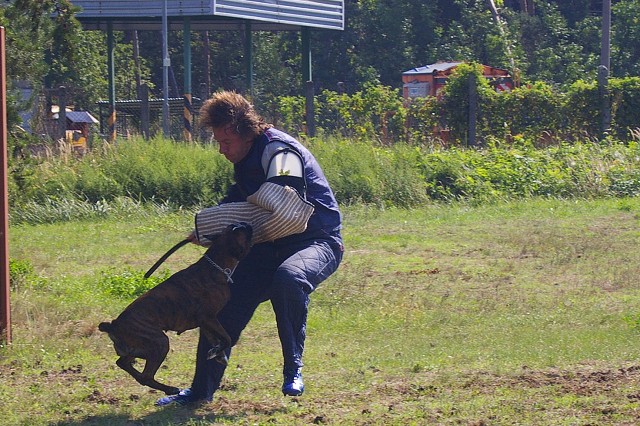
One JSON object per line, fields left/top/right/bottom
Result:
{"left": 136, "top": 335, "right": 180, "bottom": 395}
{"left": 139, "top": 358, "right": 180, "bottom": 395}
{"left": 115, "top": 335, "right": 179, "bottom": 395}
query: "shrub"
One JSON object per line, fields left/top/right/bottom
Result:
{"left": 491, "top": 82, "right": 565, "bottom": 141}
{"left": 8, "top": 259, "right": 39, "bottom": 290}
{"left": 98, "top": 268, "right": 170, "bottom": 299}
{"left": 610, "top": 77, "right": 640, "bottom": 140}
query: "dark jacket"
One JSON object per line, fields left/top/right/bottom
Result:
{"left": 221, "top": 128, "right": 341, "bottom": 244}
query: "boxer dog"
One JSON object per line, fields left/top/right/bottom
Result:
{"left": 99, "top": 223, "right": 253, "bottom": 395}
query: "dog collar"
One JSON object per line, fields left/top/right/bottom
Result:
{"left": 204, "top": 254, "right": 236, "bottom": 284}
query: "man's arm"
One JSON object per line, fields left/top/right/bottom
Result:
{"left": 262, "top": 142, "right": 306, "bottom": 196}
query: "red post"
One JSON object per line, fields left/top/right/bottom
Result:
{"left": 0, "top": 26, "right": 11, "bottom": 344}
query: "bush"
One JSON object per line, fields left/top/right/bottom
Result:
{"left": 8, "top": 259, "right": 39, "bottom": 290}
{"left": 98, "top": 268, "right": 170, "bottom": 299}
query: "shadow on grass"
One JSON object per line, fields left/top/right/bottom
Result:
{"left": 50, "top": 406, "right": 243, "bottom": 426}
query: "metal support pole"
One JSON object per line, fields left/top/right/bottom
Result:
{"left": 301, "top": 27, "right": 312, "bottom": 82}
{"left": 107, "top": 21, "right": 117, "bottom": 141}
{"left": 183, "top": 18, "right": 192, "bottom": 141}
{"left": 0, "top": 26, "right": 11, "bottom": 344}
{"left": 301, "top": 27, "right": 313, "bottom": 136}
{"left": 245, "top": 22, "right": 253, "bottom": 97}
{"left": 162, "top": 0, "right": 170, "bottom": 138}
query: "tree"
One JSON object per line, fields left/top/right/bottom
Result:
{"left": 611, "top": 0, "right": 640, "bottom": 77}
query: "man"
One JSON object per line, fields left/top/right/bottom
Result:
{"left": 157, "top": 91, "right": 343, "bottom": 405}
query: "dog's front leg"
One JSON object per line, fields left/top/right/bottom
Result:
{"left": 201, "top": 319, "right": 232, "bottom": 365}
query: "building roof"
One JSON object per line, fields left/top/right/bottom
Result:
{"left": 66, "top": 111, "right": 99, "bottom": 124}
{"left": 402, "top": 62, "right": 463, "bottom": 76}
{"left": 70, "top": 0, "right": 345, "bottom": 31}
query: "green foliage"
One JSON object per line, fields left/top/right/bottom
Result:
{"left": 278, "top": 84, "right": 407, "bottom": 143}
{"left": 308, "top": 137, "right": 428, "bottom": 207}
{"left": 439, "top": 62, "right": 495, "bottom": 144}
{"left": 609, "top": 77, "right": 640, "bottom": 140}
{"left": 9, "top": 133, "right": 640, "bottom": 224}
{"left": 98, "top": 267, "right": 170, "bottom": 299}
{"left": 9, "top": 137, "right": 233, "bottom": 212}
{"left": 565, "top": 79, "right": 600, "bottom": 137}
{"left": 403, "top": 96, "right": 441, "bottom": 145}
{"left": 271, "top": 78, "right": 640, "bottom": 145}
{"left": 8, "top": 258, "right": 44, "bottom": 290}
{"left": 490, "top": 81, "right": 565, "bottom": 139}
{"left": 612, "top": 0, "right": 640, "bottom": 77}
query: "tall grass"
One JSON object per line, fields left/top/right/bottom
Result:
{"left": 8, "top": 136, "right": 640, "bottom": 224}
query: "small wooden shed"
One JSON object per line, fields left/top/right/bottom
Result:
{"left": 402, "top": 61, "right": 513, "bottom": 99}
{"left": 64, "top": 111, "right": 98, "bottom": 151}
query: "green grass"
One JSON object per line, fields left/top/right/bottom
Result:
{"left": 2, "top": 198, "right": 640, "bottom": 425}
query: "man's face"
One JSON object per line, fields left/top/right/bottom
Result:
{"left": 212, "top": 126, "right": 253, "bottom": 164}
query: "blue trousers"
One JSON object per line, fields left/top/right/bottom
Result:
{"left": 189, "top": 233, "right": 343, "bottom": 400}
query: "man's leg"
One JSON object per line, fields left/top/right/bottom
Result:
{"left": 270, "top": 238, "right": 343, "bottom": 396}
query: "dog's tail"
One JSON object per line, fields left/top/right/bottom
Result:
{"left": 98, "top": 321, "right": 113, "bottom": 333}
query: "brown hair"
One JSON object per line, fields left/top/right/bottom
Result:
{"left": 199, "top": 91, "right": 271, "bottom": 141}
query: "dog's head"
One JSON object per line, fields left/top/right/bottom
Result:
{"left": 204, "top": 222, "right": 253, "bottom": 261}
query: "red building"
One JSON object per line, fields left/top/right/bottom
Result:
{"left": 402, "top": 61, "right": 514, "bottom": 99}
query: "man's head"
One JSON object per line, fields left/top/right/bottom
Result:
{"left": 199, "top": 91, "right": 271, "bottom": 163}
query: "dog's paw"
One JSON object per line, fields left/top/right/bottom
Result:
{"left": 214, "top": 353, "right": 229, "bottom": 366}
{"left": 206, "top": 347, "right": 229, "bottom": 365}
{"left": 206, "top": 347, "right": 218, "bottom": 360}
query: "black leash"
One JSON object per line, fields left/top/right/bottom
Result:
{"left": 144, "top": 238, "right": 190, "bottom": 279}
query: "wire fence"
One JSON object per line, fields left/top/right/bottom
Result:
{"left": 95, "top": 96, "right": 206, "bottom": 141}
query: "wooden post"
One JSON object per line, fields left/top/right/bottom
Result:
{"left": 107, "top": 21, "right": 117, "bottom": 141}
{"left": 140, "top": 84, "right": 150, "bottom": 139}
{"left": 598, "top": 65, "right": 610, "bottom": 137}
{"left": 468, "top": 73, "right": 477, "bottom": 147}
{"left": 58, "top": 86, "right": 67, "bottom": 141}
{"left": 183, "top": 18, "right": 193, "bottom": 142}
{"left": 599, "top": 0, "right": 611, "bottom": 137}
{"left": 0, "top": 26, "right": 11, "bottom": 344}
{"left": 245, "top": 22, "right": 253, "bottom": 98}
{"left": 305, "top": 81, "right": 315, "bottom": 137}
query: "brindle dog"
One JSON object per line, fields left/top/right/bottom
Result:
{"left": 99, "top": 223, "right": 253, "bottom": 395}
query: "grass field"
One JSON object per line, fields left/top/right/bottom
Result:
{"left": 2, "top": 198, "right": 640, "bottom": 425}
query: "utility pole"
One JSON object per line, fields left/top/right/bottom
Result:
{"left": 599, "top": 0, "right": 612, "bottom": 136}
